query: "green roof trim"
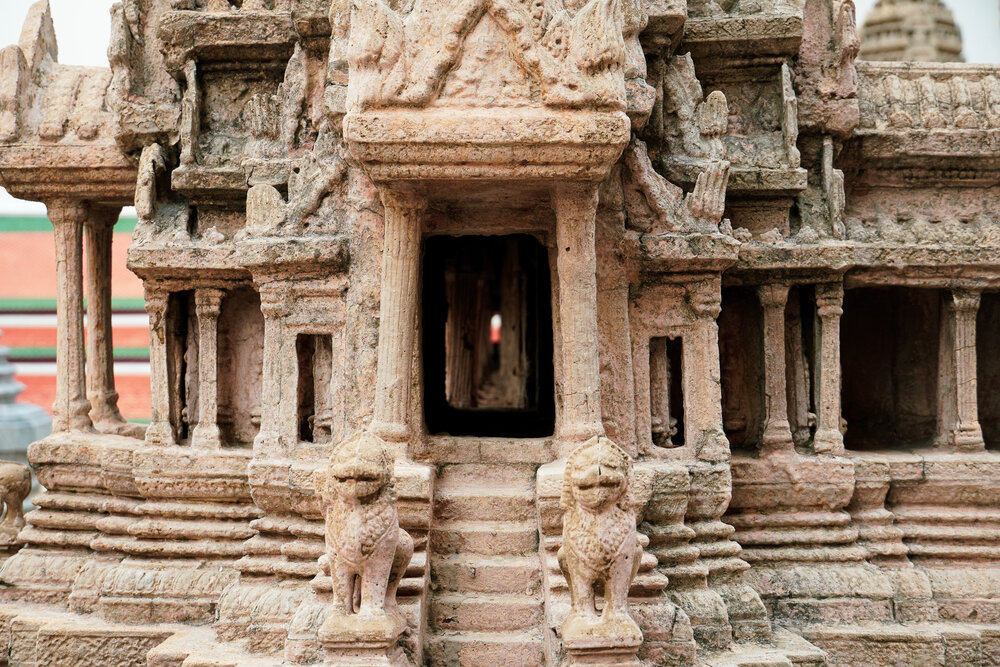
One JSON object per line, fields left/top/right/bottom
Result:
{"left": 0, "top": 216, "right": 138, "bottom": 233}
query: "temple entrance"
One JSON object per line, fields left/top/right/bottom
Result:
{"left": 422, "top": 234, "right": 555, "bottom": 437}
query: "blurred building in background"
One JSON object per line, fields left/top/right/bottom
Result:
{"left": 860, "top": 0, "right": 964, "bottom": 61}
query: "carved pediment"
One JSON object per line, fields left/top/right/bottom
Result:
{"left": 341, "top": 0, "right": 631, "bottom": 113}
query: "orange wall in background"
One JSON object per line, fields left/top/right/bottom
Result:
{"left": 1, "top": 221, "right": 151, "bottom": 422}
{"left": 0, "top": 230, "right": 144, "bottom": 298}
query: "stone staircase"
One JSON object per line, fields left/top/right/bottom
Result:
{"left": 426, "top": 463, "right": 545, "bottom": 666}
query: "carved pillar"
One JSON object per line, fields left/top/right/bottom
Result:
{"left": 649, "top": 337, "right": 673, "bottom": 448}
{"left": 255, "top": 286, "right": 292, "bottom": 455}
{"left": 687, "top": 284, "right": 728, "bottom": 462}
{"left": 813, "top": 283, "right": 845, "bottom": 455}
{"left": 757, "top": 284, "right": 795, "bottom": 457}
{"left": 191, "top": 288, "right": 225, "bottom": 449}
{"left": 85, "top": 207, "right": 142, "bottom": 437}
{"left": 47, "top": 200, "right": 91, "bottom": 433}
{"left": 370, "top": 189, "right": 426, "bottom": 457}
{"left": 939, "top": 289, "right": 985, "bottom": 451}
{"left": 144, "top": 284, "right": 175, "bottom": 446}
{"left": 553, "top": 183, "right": 606, "bottom": 453}
{"left": 785, "top": 292, "right": 812, "bottom": 447}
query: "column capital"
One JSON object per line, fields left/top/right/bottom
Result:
{"left": 46, "top": 199, "right": 89, "bottom": 225}
{"left": 551, "top": 181, "right": 600, "bottom": 213}
{"left": 815, "top": 282, "right": 844, "bottom": 318}
{"left": 950, "top": 288, "right": 982, "bottom": 314}
{"left": 688, "top": 290, "right": 722, "bottom": 320}
{"left": 379, "top": 187, "right": 427, "bottom": 213}
{"left": 757, "top": 283, "right": 790, "bottom": 309}
{"left": 144, "top": 284, "right": 170, "bottom": 330}
{"left": 88, "top": 205, "right": 121, "bottom": 229}
{"left": 259, "top": 286, "right": 293, "bottom": 318}
{"left": 144, "top": 284, "right": 169, "bottom": 310}
{"left": 194, "top": 287, "right": 225, "bottom": 316}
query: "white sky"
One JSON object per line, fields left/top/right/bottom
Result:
{"left": 0, "top": 0, "right": 998, "bottom": 215}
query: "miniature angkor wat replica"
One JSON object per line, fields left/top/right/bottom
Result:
{"left": 2, "top": 0, "right": 1000, "bottom": 664}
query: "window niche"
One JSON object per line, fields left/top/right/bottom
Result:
{"left": 166, "top": 290, "right": 196, "bottom": 443}
{"left": 719, "top": 286, "right": 816, "bottom": 454}
{"left": 423, "top": 235, "right": 555, "bottom": 438}
{"left": 649, "top": 336, "right": 685, "bottom": 448}
{"left": 841, "top": 287, "right": 943, "bottom": 450}
{"left": 719, "top": 287, "right": 764, "bottom": 454}
{"left": 297, "top": 333, "right": 334, "bottom": 444}
{"left": 217, "top": 287, "right": 264, "bottom": 446}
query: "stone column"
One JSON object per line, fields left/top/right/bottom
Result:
{"left": 85, "top": 207, "right": 143, "bottom": 438}
{"left": 813, "top": 283, "right": 845, "bottom": 455}
{"left": 687, "top": 284, "right": 728, "bottom": 462}
{"left": 370, "top": 189, "right": 426, "bottom": 457}
{"left": 255, "top": 286, "right": 293, "bottom": 456}
{"left": 144, "top": 285, "right": 175, "bottom": 445}
{"left": 191, "top": 288, "right": 225, "bottom": 449}
{"left": 649, "top": 337, "right": 673, "bottom": 448}
{"left": 948, "top": 289, "right": 985, "bottom": 451}
{"left": 47, "top": 200, "right": 91, "bottom": 433}
{"left": 552, "top": 183, "right": 606, "bottom": 452}
{"left": 757, "top": 284, "right": 795, "bottom": 457}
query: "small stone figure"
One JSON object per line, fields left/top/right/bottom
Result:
{"left": 0, "top": 461, "right": 31, "bottom": 545}
{"left": 558, "top": 436, "right": 643, "bottom": 658}
{"left": 314, "top": 431, "right": 414, "bottom": 662}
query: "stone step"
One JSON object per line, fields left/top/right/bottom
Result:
{"left": 431, "top": 520, "right": 538, "bottom": 556}
{"left": 432, "top": 554, "right": 541, "bottom": 594}
{"left": 800, "top": 622, "right": 1000, "bottom": 667}
{"left": 700, "top": 649, "right": 794, "bottom": 667}
{"left": 434, "top": 487, "right": 535, "bottom": 522}
{"left": 772, "top": 628, "right": 829, "bottom": 667}
{"left": 699, "top": 631, "right": 829, "bottom": 667}
{"left": 426, "top": 629, "right": 545, "bottom": 666}
{"left": 430, "top": 592, "right": 542, "bottom": 632}
{"left": 436, "top": 463, "right": 538, "bottom": 490}
{"left": 421, "top": 436, "right": 555, "bottom": 464}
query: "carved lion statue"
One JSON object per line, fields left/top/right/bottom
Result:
{"left": 558, "top": 436, "right": 643, "bottom": 643}
{"left": 0, "top": 461, "right": 31, "bottom": 545}
{"left": 314, "top": 431, "right": 413, "bottom": 628}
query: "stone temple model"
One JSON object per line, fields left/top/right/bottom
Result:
{"left": 2, "top": 0, "right": 1000, "bottom": 664}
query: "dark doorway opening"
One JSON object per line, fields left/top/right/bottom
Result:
{"left": 423, "top": 235, "right": 555, "bottom": 437}
{"left": 841, "top": 286, "right": 942, "bottom": 450}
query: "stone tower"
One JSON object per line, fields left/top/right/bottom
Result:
{"left": 860, "top": 0, "right": 964, "bottom": 61}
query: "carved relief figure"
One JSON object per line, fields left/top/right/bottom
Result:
{"left": 558, "top": 436, "right": 643, "bottom": 645}
{"left": 314, "top": 432, "right": 414, "bottom": 636}
{"left": 339, "top": 0, "right": 631, "bottom": 112}
{"left": 0, "top": 462, "right": 31, "bottom": 544}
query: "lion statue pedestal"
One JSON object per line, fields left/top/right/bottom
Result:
{"left": 314, "top": 431, "right": 414, "bottom": 667}
{"left": 558, "top": 436, "right": 644, "bottom": 666}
